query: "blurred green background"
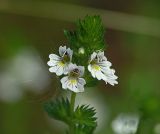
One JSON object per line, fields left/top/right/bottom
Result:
{"left": 0, "top": 0, "right": 160, "bottom": 134}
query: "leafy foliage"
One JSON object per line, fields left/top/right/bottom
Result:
{"left": 73, "top": 105, "right": 97, "bottom": 127}
{"left": 43, "top": 98, "right": 71, "bottom": 124}
{"left": 64, "top": 15, "right": 105, "bottom": 87}
{"left": 64, "top": 15, "right": 106, "bottom": 66}
{"left": 44, "top": 98, "right": 97, "bottom": 134}
{"left": 76, "top": 15, "right": 106, "bottom": 52}
{"left": 73, "top": 105, "right": 97, "bottom": 134}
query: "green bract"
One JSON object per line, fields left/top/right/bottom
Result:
{"left": 64, "top": 15, "right": 106, "bottom": 87}
{"left": 44, "top": 98, "right": 71, "bottom": 124}
{"left": 64, "top": 15, "right": 106, "bottom": 66}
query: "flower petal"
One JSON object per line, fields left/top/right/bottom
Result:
{"left": 66, "top": 48, "right": 73, "bottom": 61}
{"left": 99, "top": 60, "right": 112, "bottom": 67}
{"left": 49, "top": 54, "right": 61, "bottom": 60}
{"left": 63, "top": 64, "right": 70, "bottom": 74}
{"left": 49, "top": 66, "right": 58, "bottom": 73}
{"left": 59, "top": 46, "right": 66, "bottom": 56}
{"left": 61, "top": 76, "right": 69, "bottom": 89}
{"left": 95, "top": 71, "right": 101, "bottom": 80}
{"left": 67, "top": 63, "right": 77, "bottom": 72}
{"left": 55, "top": 65, "right": 64, "bottom": 76}
{"left": 47, "top": 60, "right": 57, "bottom": 66}
{"left": 88, "top": 65, "right": 92, "bottom": 72}
{"left": 67, "top": 79, "right": 78, "bottom": 92}
{"left": 90, "top": 68, "right": 96, "bottom": 78}
{"left": 77, "top": 84, "right": 84, "bottom": 92}
{"left": 97, "top": 51, "right": 104, "bottom": 58}
{"left": 90, "top": 52, "right": 97, "bottom": 61}
{"left": 99, "top": 71, "right": 108, "bottom": 81}
{"left": 105, "top": 78, "right": 118, "bottom": 86}
{"left": 78, "top": 78, "right": 86, "bottom": 85}
{"left": 78, "top": 66, "right": 85, "bottom": 77}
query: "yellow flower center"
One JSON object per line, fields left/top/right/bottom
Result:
{"left": 70, "top": 79, "right": 77, "bottom": 84}
{"left": 58, "top": 61, "right": 65, "bottom": 67}
{"left": 92, "top": 64, "right": 100, "bottom": 71}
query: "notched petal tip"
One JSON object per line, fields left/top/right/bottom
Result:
{"left": 78, "top": 66, "right": 85, "bottom": 76}
{"left": 90, "top": 52, "right": 97, "bottom": 61}
{"left": 49, "top": 54, "right": 60, "bottom": 60}
{"left": 49, "top": 67, "right": 56, "bottom": 73}
{"left": 59, "top": 46, "right": 67, "bottom": 56}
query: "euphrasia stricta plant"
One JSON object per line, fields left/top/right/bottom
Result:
{"left": 44, "top": 15, "right": 118, "bottom": 134}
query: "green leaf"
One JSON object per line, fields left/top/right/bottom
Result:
{"left": 76, "top": 15, "right": 106, "bottom": 52}
{"left": 73, "top": 105, "right": 97, "bottom": 127}
{"left": 64, "top": 15, "right": 106, "bottom": 65}
{"left": 43, "top": 98, "right": 71, "bottom": 124}
{"left": 72, "top": 104, "right": 97, "bottom": 134}
{"left": 44, "top": 99, "right": 97, "bottom": 134}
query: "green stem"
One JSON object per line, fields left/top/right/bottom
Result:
{"left": 70, "top": 92, "right": 76, "bottom": 114}
{"left": 69, "top": 92, "right": 76, "bottom": 134}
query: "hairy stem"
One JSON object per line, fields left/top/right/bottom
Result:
{"left": 69, "top": 92, "right": 76, "bottom": 134}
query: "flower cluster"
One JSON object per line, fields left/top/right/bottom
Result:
{"left": 48, "top": 46, "right": 118, "bottom": 93}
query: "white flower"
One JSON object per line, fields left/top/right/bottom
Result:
{"left": 47, "top": 46, "right": 73, "bottom": 76}
{"left": 88, "top": 51, "right": 118, "bottom": 86}
{"left": 112, "top": 113, "right": 139, "bottom": 134}
{"left": 60, "top": 64, "right": 86, "bottom": 93}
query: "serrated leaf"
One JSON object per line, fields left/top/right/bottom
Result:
{"left": 73, "top": 105, "right": 97, "bottom": 127}
{"left": 76, "top": 15, "right": 106, "bottom": 52}
{"left": 43, "top": 98, "right": 71, "bottom": 124}
{"left": 64, "top": 15, "right": 106, "bottom": 66}
{"left": 74, "top": 124, "right": 96, "bottom": 134}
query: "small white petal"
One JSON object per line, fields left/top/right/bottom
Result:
{"left": 99, "top": 71, "right": 108, "bottom": 81}
{"left": 59, "top": 46, "right": 66, "bottom": 56}
{"left": 90, "top": 69, "right": 96, "bottom": 78}
{"left": 99, "top": 60, "right": 112, "bottom": 67}
{"left": 68, "top": 63, "right": 77, "bottom": 72}
{"left": 67, "top": 79, "right": 77, "bottom": 92}
{"left": 49, "top": 66, "right": 57, "bottom": 73}
{"left": 47, "top": 60, "right": 57, "bottom": 66}
{"left": 49, "top": 54, "right": 60, "bottom": 60}
{"left": 100, "top": 66, "right": 110, "bottom": 73}
{"left": 106, "top": 78, "right": 118, "bottom": 86}
{"left": 88, "top": 65, "right": 92, "bottom": 72}
{"left": 66, "top": 48, "right": 73, "bottom": 60}
{"left": 104, "top": 68, "right": 118, "bottom": 86}
{"left": 77, "top": 84, "right": 84, "bottom": 92}
{"left": 72, "top": 85, "right": 79, "bottom": 92}
{"left": 95, "top": 71, "right": 102, "bottom": 80}
{"left": 78, "top": 66, "right": 85, "bottom": 76}
{"left": 61, "top": 76, "right": 69, "bottom": 89}
{"left": 111, "top": 69, "right": 116, "bottom": 74}
{"left": 90, "top": 52, "right": 97, "bottom": 61}
{"left": 98, "top": 51, "right": 104, "bottom": 58}
{"left": 63, "top": 64, "right": 70, "bottom": 74}
{"left": 78, "top": 78, "right": 86, "bottom": 85}
{"left": 55, "top": 66, "right": 64, "bottom": 76}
